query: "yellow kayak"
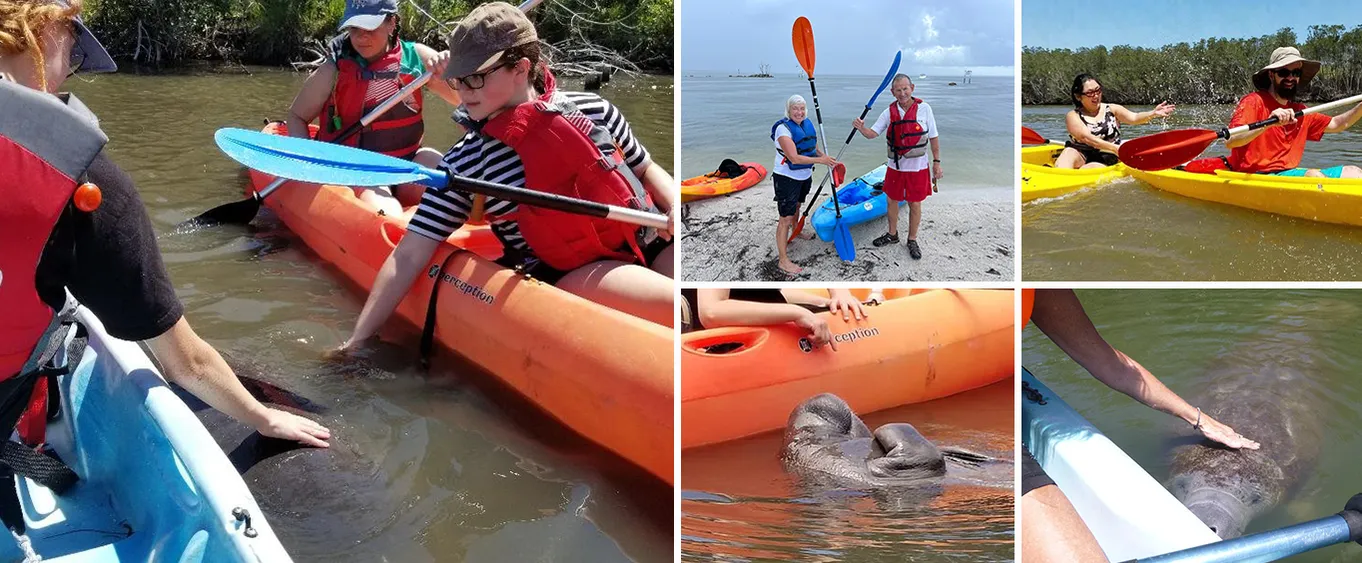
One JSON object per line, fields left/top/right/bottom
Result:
{"left": 1022, "top": 144, "right": 1062, "bottom": 165}
{"left": 1127, "top": 167, "right": 1362, "bottom": 227}
{"left": 1021, "top": 146, "right": 1127, "bottom": 202}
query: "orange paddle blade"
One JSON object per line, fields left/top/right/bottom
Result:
{"left": 792, "top": 17, "right": 815, "bottom": 76}
{"left": 1118, "top": 129, "right": 1219, "bottom": 171}
{"left": 1021, "top": 127, "right": 1049, "bottom": 145}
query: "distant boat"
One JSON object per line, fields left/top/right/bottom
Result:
{"left": 919, "top": 74, "right": 926, "bottom": 79}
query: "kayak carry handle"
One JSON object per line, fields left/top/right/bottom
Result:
{"left": 682, "top": 327, "right": 769, "bottom": 355}
{"left": 232, "top": 507, "right": 258, "bottom": 538}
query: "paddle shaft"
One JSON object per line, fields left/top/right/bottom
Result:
{"left": 1217, "top": 92, "right": 1362, "bottom": 140}
{"left": 255, "top": 72, "right": 434, "bottom": 201}
{"left": 1129, "top": 511, "right": 1361, "bottom": 562}
{"left": 797, "top": 105, "right": 872, "bottom": 220}
{"left": 447, "top": 174, "right": 669, "bottom": 230}
{"left": 804, "top": 76, "right": 842, "bottom": 217}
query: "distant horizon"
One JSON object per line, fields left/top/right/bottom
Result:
{"left": 682, "top": 68, "right": 1016, "bottom": 78}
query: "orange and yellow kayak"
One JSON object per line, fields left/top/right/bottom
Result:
{"left": 680, "top": 162, "right": 767, "bottom": 202}
{"left": 247, "top": 123, "right": 674, "bottom": 484}
{"left": 681, "top": 288, "right": 1014, "bottom": 449}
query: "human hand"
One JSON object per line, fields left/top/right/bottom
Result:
{"left": 1196, "top": 412, "right": 1260, "bottom": 450}
{"left": 852, "top": 118, "right": 865, "bottom": 130}
{"left": 256, "top": 408, "right": 331, "bottom": 448}
{"left": 827, "top": 289, "right": 867, "bottom": 321}
{"left": 932, "top": 161, "right": 943, "bottom": 180}
{"left": 794, "top": 311, "right": 836, "bottom": 351}
{"left": 821, "top": 156, "right": 840, "bottom": 167}
{"left": 1153, "top": 101, "right": 1176, "bottom": 118}
{"left": 866, "top": 291, "right": 885, "bottom": 305}
{"left": 425, "top": 50, "right": 451, "bottom": 79}
{"left": 1270, "top": 107, "right": 1296, "bottom": 126}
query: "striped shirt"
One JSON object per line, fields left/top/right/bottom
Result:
{"left": 407, "top": 91, "right": 651, "bottom": 260}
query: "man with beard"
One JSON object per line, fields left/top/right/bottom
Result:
{"left": 1226, "top": 47, "right": 1362, "bottom": 178}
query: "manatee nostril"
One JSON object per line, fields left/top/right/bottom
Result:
{"left": 1209, "top": 525, "right": 1218, "bottom": 534}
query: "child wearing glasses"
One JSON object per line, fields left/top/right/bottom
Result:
{"left": 335, "top": 2, "right": 676, "bottom": 355}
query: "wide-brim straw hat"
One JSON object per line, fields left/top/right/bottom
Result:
{"left": 1252, "top": 46, "right": 1321, "bottom": 91}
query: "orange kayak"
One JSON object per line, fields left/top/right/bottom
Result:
{"left": 247, "top": 123, "right": 674, "bottom": 483}
{"left": 681, "top": 288, "right": 1013, "bottom": 449}
{"left": 680, "top": 162, "right": 767, "bottom": 202}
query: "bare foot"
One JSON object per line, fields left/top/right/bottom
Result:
{"left": 798, "top": 228, "right": 816, "bottom": 240}
{"left": 778, "top": 260, "right": 803, "bottom": 275}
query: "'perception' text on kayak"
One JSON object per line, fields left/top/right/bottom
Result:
{"left": 427, "top": 264, "right": 495, "bottom": 305}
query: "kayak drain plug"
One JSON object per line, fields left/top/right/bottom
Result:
{"left": 232, "top": 507, "right": 259, "bottom": 538}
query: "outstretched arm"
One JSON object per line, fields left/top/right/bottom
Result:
{"left": 1030, "top": 289, "right": 1259, "bottom": 449}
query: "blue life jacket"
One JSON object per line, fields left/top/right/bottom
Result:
{"left": 770, "top": 117, "right": 819, "bottom": 170}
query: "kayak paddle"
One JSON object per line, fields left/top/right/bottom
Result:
{"left": 792, "top": 16, "right": 854, "bottom": 261}
{"left": 213, "top": 128, "right": 669, "bottom": 230}
{"left": 182, "top": 0, "right": 547, "bottom": 228}
{"left": 1022, "top": 126, "right": 1064, "bottom": 146}
{"left": 1119, "top": 92, "right": 1362, "bottom": 171}
{"left": 1130, "top": 492, "right": 1362, "bottom": 562}
{"left": 789, "top": 50, "right": 901, "bottom": 243}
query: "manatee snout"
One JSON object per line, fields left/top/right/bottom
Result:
{"left": 1166, "top": 472, "right": 1258, "bottom": 539}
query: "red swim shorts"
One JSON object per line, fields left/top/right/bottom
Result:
{"left": 883, "top": 167, "right": 931, "bottom": 203}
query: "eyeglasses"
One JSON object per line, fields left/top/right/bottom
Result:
{"left": 1274, "top": 68, "right": 1303, "bottom": 78}
{"left": 447, "top": 62, "right": 509, "bottom": 90}
{"left": 1081, "top": 87, "right": 1102, "bottom": 98}
{"left": 66, "top": 25, "right": 86, "bottom": 78}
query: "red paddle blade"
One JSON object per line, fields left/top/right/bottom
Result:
{"left": 788, "top": 216, "right": 807, "bottom": 243}
{"left": 1119, "top": 129, "right": 1220, "bottom": 171}
{"left": 792, "top": 17, "right": 815, "bottom": 76}
{"left": 831, "top": 162, "right": 847, "bottom": 187}
{"left": 1021, "top": 127, "right": 1049, "bottom": 145}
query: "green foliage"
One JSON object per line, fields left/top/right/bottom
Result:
{"left": 82, "top": 0, "right": 672, "bottom": 71}
{"left": 1022, "top": 26, "right": 1362, "bottom": 105}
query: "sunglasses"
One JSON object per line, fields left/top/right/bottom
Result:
{"left": 1081, "top": 87, "right": 1102, "bottom": 98}
{"left": 1274, "top": 68, "right": 1303, "bottom": 78}
{"left": 447, "top": 62, "right": 509, "bottom": 90}
{"left": 66, "top": 24, "right": 86, "bottom": 78}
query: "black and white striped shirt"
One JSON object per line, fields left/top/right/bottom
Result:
{"left": 407, "top": 91, "right": 651, "bottom": 257}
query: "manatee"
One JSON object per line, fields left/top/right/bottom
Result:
{"left": 780, "top": 393, "right": 1004, "bottom": 493}
{"left": 1164, "top": 303, "right": 1335, "bottom": 539}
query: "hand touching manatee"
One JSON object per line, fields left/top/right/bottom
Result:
{"left": 1195, "top": 412, "right": 1261, "bottom": 450}
{"left": 256, "top": 408, "right": 332, "bottom": 448}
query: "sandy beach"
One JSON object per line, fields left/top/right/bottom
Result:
{"left": 680, "top": 179, "right": 1014, "bottom": 282}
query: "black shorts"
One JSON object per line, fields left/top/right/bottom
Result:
{"left": 1065, "top": 141, "right": 1120, "bottom": 167}
{"left": 500, "top": 236, "right": 672, "bottom": 285}
{"left": 1021, "top": 449, "right": 1056, "bottom": 496}
{"left": 773, "top": 173, "right": 813, "bottom": 217}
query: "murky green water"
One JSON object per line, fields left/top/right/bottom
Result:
{"left": 1023, "top": 289, "right": 1362, "bottom": 562}
{"left": 681, "top": 381, "right": 1015, "bottom": 562}
{"left": 1023, "top": 105, "right": 1362, "bottom": 281}
{"left": 67, "top": 67, "right": 673, "bottom": 562}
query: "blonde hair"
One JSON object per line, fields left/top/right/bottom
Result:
{"left": 0, "top": 0, "right": 82, "bottom": 92}
{"left": 785, "top": 95, "right": 806, "bottom": 119}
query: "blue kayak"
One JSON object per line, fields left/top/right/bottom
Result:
{"left": 0, "top": 304, "right": 290, "bottom": 562}
{"left": 812, "top": 165, "right": 889, "bottom": 242}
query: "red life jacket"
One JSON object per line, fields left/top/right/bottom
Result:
{"left": 317, "top": 38, "right": 425, "bottom": 159}
{"left": 472, "top": 70, "right": 657, "bottom": 272}
{"left": 887, "top": 98, "right": 929, "bottom": 165}
{"left": 0, "top": 81, "right": 106, "bottom": 446}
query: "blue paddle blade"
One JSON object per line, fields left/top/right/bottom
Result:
{"left": 213, "top": 128, "right": 445, "bottom": 188}
{"left": 866, "top": 51, "right": 903, "bottom": 107}
{"left": 833, "top": 220, "right": 856, "bottom": 261}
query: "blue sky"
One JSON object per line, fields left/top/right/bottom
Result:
{"left": 1025, "top": 0, "right": 1362, "bottom": 49}
{"left": 681, "top": 0, "right": 1015, "bottom": 76}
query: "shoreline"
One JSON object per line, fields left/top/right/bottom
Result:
{"left": 680, "top": 179, "right": 1014, "bottom": 282}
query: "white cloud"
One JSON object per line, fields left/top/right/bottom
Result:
{"left": 913, "top": 45, "right": 970, "bottom": 65}
{"left": 922, "top": 13, "right": 939, "bottom": 42}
